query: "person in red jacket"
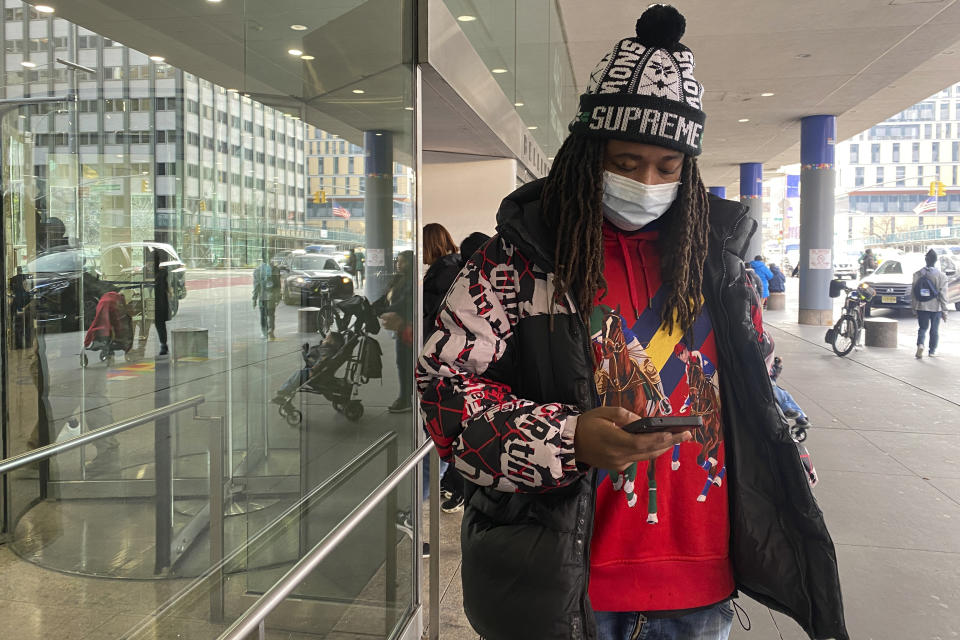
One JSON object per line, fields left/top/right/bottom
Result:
{"left": 416, "top": 5, "right": 847, "bottom": 640}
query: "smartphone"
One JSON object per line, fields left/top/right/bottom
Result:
{"left": 622, "top": 415, "right": 703, "bottom": 435}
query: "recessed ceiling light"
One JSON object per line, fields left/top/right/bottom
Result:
{"left": 491, "top": 68, "right": 508, "bottom": 74}
{"left": 300, "top": 54, "right": 315, "bottom": 60}
{"left": 527, "top": 125, "right": 538, "bottom": 130}
{"left": 457, "top": 15, "right": 477, "bottom": 22}
{"left": 352, "top": 89, "right": 365, "bottom": 94}
{"left": 760, "top": 92, "right": 775, "bottom": 97}
{"left": 149, "top": 55, "right": 165, "bottom": 62}
{"left": 35, "top": 5, "right": 54, "bottom": 13}
{"left": 738, "top": 118, "right": 750, "bottom": 123}
{"left": 227, "top": 88, "right": 238, "bottom": 92}
{"left": 375, "top": 132, "right": 383, "bottom": 136}
{"left": 290, "top": 24, "right": 308, "bottom": 31}
{"left": 206, "top": 0, "right": 222, "bottom": 3}
{"left": 288, "top": 48, "right": 303, "bottom": 56}
{"left": 21, "top": 61, "right": 36, "bottom": 68}
{"left": 514, "top": 102, "right": 524, "bottom": 107}
{"left": 404, "top": 106, "right": 414, "bottom": 111}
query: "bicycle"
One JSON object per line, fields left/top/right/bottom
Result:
{"left": 825, "top": 279, "right": 875, "bottom": 357}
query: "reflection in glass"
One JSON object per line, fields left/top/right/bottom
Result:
{"left": 0, "top": 0, "right": 418, "bottom": 637}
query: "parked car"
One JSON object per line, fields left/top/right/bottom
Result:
{"left": 100, "top": 242, "right": 188, "bottom": 302}
{"left": 22, "top": 247, "right": 112, "bottom": 332}
{"left": 861, "top": 252, "right": 960, "bottom": 313}
{"left": 833, "top": 253, "right": 860, "bottom": 280}
{"left": 282, "top": 253, "right": 354, "bottom": 305}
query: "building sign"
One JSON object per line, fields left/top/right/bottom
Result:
{"left": 809, "top": 248, "right": 832, "bottom": 269}
{"left": 367, "top": 248, "right": 385, "bottom": 267}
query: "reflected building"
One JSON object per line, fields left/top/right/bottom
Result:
{"left": 4, "top": 2, "right": 311, "bottom": 268}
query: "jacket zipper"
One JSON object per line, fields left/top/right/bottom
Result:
{"left": 571, "top": 300, "right": 600, "bottom": 640}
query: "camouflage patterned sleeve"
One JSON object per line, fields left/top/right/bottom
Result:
{"left": 416, "top": 238, "right": 582, "bottom": 493}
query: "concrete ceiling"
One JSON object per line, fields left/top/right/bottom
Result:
{"left": 557, "top": 0, "right": 960, "bottom": 194}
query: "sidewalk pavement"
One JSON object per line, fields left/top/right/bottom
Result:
{"left": 429, "top": 278, "right": 960, "bottom": 639}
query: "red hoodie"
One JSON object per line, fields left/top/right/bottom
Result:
{"left": 587, "top": 222, "right": 734, "bottom": 613}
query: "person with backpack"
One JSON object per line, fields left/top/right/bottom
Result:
{"left": 912, "top": 248, "right": 949, "bottom": 358}
{"left": 253, "top": 251, "right": 282, "bottom": 340}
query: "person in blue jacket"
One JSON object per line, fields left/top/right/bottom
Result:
{"left": 749, "top": 255, "right": 774, "bottom": 304}
{"left": 767, "top": 262, "right": 786, "bottom": 293}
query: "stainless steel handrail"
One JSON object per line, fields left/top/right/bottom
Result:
{"left": 117, "top": 430, "right": 401, "bottom": 638}
{"left": 218, "top": 438, "right": 435, "bottom": 640}
{"left": 0, "top": 395, "right": 206, "bottom": 476}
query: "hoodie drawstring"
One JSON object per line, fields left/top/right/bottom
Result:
{"left": 615, "top": 231, "right": 654, "bottom": 322}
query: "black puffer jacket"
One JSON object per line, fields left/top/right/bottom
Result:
{"left": 417, "top": 180, "right": 848, "bottom": 640}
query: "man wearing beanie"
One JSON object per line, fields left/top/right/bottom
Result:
{"left": 417, "top": 5, "right": 847, "bottom": 640}
{"left": 911, "top": 248, "right": 949, "bottom": 358}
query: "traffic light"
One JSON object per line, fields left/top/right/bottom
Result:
{"left": 312, "top": 191, "right": 320, "bottom": 204}
{"left": 195, "top": 224, "right": 201, "bottom": 234}
{"left": 320, "top": 189, "right": 327, "bottom": 204}
{"left": 141, "top": 179, "right": 149, "bottom": 192}
{"left": 929, "top": 181, "right": 947, "bottom": 197}
{"left": 199, "top": 200, "right": 206, "bottom": 211}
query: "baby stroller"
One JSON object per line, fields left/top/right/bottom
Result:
{"left": 81, "top": 291, "right": 134, "bottom": 367}
{"left": 276, "top": 295, "right": 383, "bottom": 425}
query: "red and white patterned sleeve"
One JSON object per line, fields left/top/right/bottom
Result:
{"left": 415, "top": 238, "right": 582, "bottom": 493}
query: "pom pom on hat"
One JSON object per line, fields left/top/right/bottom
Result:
{"left": 570, "top": 2, "right": 705, "bottom": 156}
{"left": 635, "top": 4, "right": 686, "bottom": 50}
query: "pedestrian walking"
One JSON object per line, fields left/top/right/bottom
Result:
{"left": 912, "top": 248, "right": 949, "bottom": 358}
{"left": 416, "top": 6, "right": 847, "bottom": 640}
{"left": 252, "top": 252, "right": 281, "bottom": 340}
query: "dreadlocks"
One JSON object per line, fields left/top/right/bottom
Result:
{"left": 540, "top": 133, "right": 711, "bottom": 334}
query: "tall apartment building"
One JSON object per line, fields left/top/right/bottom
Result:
{"left": 836, "top": 82, "right": 960, "bottom": 240}
{"left": 3, "top": 0, "right": 308, "bottom": 267}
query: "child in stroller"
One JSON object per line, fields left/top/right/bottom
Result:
{"left": 271, "top": 295, "right": 383, "bottom": 425}
{"left": 272, "top": 332, "right": 347, "bottom": 405}
{"left": 82, "top": 291, "right": 134, "bottom": 366}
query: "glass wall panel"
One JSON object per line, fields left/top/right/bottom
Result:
{"left": 0, "top": 0, "right": 419, "bottom": 638}
{"left": 444, "top": 0, "right": 576, "bottom": 157}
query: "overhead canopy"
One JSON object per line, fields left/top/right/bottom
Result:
{"left": 40, "top": 0, "right": 960, "bottom": 190}
{"left": 49, "top": 0, "right": 417, "bottom": 163}
{"left": 558, "top": 0, "right": 960, "bottom": 192}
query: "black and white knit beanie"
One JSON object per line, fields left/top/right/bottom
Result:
{"left": 568, "top": 4, "right": 706, "bottom": 156}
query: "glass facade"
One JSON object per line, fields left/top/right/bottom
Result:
{"left": 443, "top": 0, "right": 577, "bottom": 158}
{"left": 0, "top": 0, "right": 420, "bottom": 638}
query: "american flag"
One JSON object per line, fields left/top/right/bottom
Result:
{"left": 913, "top": 196, "right": 937, "bottom": 215}
{"left": 331, "top": 201, "right": 351, "bottom": 219}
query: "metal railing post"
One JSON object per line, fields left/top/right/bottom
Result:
{"left": 429, "top": 447, "right": 440, "bottom": 640}
{"left": 384, "top": 436, "right": 398, "bottom": 637}
{"left": 208, "top": 415, "right": 226, "bottom": 622}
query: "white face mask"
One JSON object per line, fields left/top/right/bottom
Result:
{"left": 601, "top": 170, "right": 680, "bottom": 231}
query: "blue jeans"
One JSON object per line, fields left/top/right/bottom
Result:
{"left": 772, "top": 383, "right": 806, "bottom": 420}
{"left": 917, "top": 310, "right": 941, "bottom": 353}
{"left": 595, "top": 601, "right": 734, "bottom": 640}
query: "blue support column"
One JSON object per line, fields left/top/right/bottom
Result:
{"left": 707, "top": 186, "right": 726, "bottom": 199}
{"left": 364, "top": 130, "right": 394, "bottom": 301}
{"left": 798, "top": 115, "right": 837, "bottom": 326}
{"left": 739, "top": 163, "right": 763, "bottom": 260}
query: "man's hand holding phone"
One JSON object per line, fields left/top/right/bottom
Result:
{"left": 574, "top": 406, "right": 693, "bottom": 472}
